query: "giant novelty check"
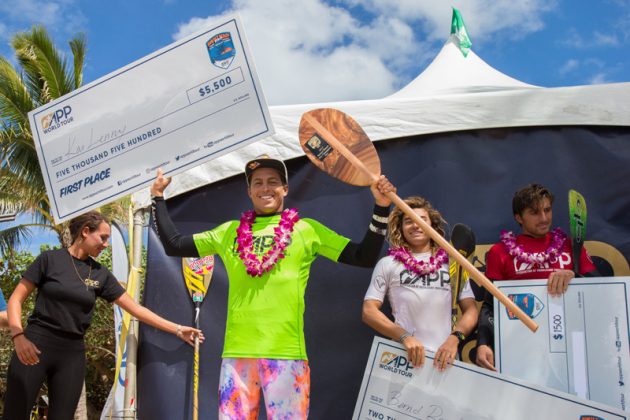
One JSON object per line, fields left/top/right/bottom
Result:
{"left": 354, "top": 337, "right": 627, "bottom": 419}
{"left": 28, "top": 15, "right": 273, "bottom": 223}
{"left": 495, "top": 277, "right": 630, "bottom": 411}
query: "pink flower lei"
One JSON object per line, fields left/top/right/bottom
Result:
{"left": 500, "top": 228, "right": 567, "bottom": 265}
{"left": 236, "top": 208, "right": 300, "bottom": 277}
{"left": 388, "top": 247, "right": 448, "bottom": 276}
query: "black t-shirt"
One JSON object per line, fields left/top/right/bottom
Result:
{"left": 23, "top": 248, "right": 125, "bottom": 338}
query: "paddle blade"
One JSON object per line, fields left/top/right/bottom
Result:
{"left": 299, "top": 108, "right": 380, "bottom": 186}
{"left": 568, "top": 189, "right": 587, "bottom": 246}
{"left": 182, "top": 255, "right": 215, "bottom": 302}
{"left": 450, "top": 223, "right": 476, "bottom": 258}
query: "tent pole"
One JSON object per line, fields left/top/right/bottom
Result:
{"left": 123, "top": 207, "right": 146, "bottom": 419}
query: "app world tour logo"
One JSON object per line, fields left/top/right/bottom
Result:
{"left": 379, "top": 351, "right": 413, "bottom": 377}
{"left": 41, "top": 105, "right": 74, "bottom": 134}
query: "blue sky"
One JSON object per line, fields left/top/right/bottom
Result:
{"left": 2, "top": 0, "right": 630, "bottom": 104}
{"left": 1, "top": 0, "right": 630, "bottom": 251}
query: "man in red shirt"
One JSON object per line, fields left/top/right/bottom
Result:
{"left": 476, "top": 184, "right": 598, "bottom": 371}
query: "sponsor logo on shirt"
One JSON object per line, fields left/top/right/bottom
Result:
{"left": 231, "top": 235, "right": 293, "bottom": 255}
{"left": 513, "top": 251, "right": 572, "bottom": 275}
{"left": 84, "top": 279, "right": 100, "bottom": 288}
{"left": 399, "top": 268, "right": 450, "bottom": 290}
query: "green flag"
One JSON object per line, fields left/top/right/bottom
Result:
{"left": 451, "top": 7, "right": 472, "bottom": 57}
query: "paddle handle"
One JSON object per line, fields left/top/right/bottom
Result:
{"left": 304, "top": 114, "right": 538, "bottom": 332}
{"left": 193, "top": 306, "right": 201, "bottom": 420}
{"left": 193, "top": 336, "right": 199, "bottom": 420}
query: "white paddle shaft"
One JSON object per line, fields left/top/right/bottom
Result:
{"left": 303, "top": 114, "right": 539, "bottom": 332}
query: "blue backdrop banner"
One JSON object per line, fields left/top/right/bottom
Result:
{"left": 139, "top": 125, "right": 630, "bottom": 419}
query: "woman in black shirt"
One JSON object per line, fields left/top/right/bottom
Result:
{"left": 4, "top": 211, "right": 202, "bottom": 419}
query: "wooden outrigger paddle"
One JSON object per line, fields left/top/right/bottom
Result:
{"left": 299, "top": 108, "right": 538, "bottom": 332}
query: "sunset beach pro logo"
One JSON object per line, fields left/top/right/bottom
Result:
{"left": 41, "top": 105, "right": 74, "bottom": 134}
{"left": 206, "top": 32, "right": 236, "bottom": 69}
{"left": 378, "top": 351, "right": 413, "bottom": 377}
{"left": 506, "top": 293, "right": 544, "bottom": 320}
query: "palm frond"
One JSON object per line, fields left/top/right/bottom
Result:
{"left": 0, "top": 25, "right": 87, "bottom": 258}
{"left": 12, "top": 31, "right": 50, "bottom": 105}
{"left": 99, "top": 197, "right": 132, "bottom": 224}
{"left": 12, "top": 26, "right": 74, "bottom": 100}
{"left": 0, "top": 57, "right": 34, "bottom": 128}
{"left": 0, "top": 224, "right": 34, "bottom": 258}
{"left": 0, "top": 169, "right": 51, "bottom": 224}
{"left": 0, "top": 134, "right": 44, "bottom": 192}
{"left": 69, "top": 33, "right": 86, "bottom": 89}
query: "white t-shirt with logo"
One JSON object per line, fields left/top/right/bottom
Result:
{"left": 365, "top": 252, "right": 474, "bottom": 352}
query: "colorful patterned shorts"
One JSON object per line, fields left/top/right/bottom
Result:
{"left": 218, "top": 358, "right": 310, "bottom": 420}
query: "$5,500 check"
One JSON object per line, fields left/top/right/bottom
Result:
{"left": 28, "top": 15, "right": 273, "bottom": 223}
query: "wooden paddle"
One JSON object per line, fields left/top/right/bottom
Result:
{"left": 182, "top": 255, "right": 215, "bottom": 420}
{"left": 299, "top": 108, "right": 538, "bottom": 332}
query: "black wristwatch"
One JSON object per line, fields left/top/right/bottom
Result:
{"left": 450, "top": 330, "right": 466, "bottom": 343}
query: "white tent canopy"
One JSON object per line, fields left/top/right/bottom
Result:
{"left": 133, "top": 37, "right": 630, "bottom": 208}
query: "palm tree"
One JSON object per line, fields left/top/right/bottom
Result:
{"left": 0, "top": 25, "right": 127, "bottom": 259}
{"left": 0, "top": 26, "right": 134, "bottom": 419}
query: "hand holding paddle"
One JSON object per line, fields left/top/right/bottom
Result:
{"left": 299, "top": 108, "right": 538, "bottom": 333}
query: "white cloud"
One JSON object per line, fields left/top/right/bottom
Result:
{"left": 562, "top": 29, "right": 621, "bottom": 49}
{"left": 340, "top": 0, "right": 558, "bottom": 42}
{"left": 593, "top": 31, "right": 619, "bottom": 46}
{"left": 173, "top": 0, "right": 407, "bottom": 104}
{"left": 584, "top": 58, "right": 606, "bottom": 68}
{"left": 558, "top": 59, "right": 579, "bottom": 75}
{"left": 173, "top": 0, "right": 556, "bottom": 105}
{"left": 0, "top": 0, "right": 61, "bottom": 27}
{"left": 589, "top": 73, "right": 609, "bottom": 84}
{"left": 0, "top": 0, "right": 86, "bottom": 36}
{"left": 0, "top": 22, "right": 8, "bottom": 41}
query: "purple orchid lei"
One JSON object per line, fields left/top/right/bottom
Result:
{"left": 388, "top": 247, "right": 448, "bottom": 276}
{"left": 500, "top": 228, "right": 567, "bottom": 265}
{"left": 236, "top": 208, "right": 300, "bottom": 277}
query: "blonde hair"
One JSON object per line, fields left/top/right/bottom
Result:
{"left": 387, "top": 196, "right": 446, "bottom": 251}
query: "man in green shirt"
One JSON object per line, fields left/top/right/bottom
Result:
{"left": 151, "top": 155, "right": 394, "bottom": 419}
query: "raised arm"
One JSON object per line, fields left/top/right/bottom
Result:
{"left": 150, "top": 169, "right": 199, "bottom": 257}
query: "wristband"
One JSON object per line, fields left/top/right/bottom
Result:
{"left": 450, "top": 330, "right": 466, "bottom": 343}
{"left": 368, "top": 223, "right": 387, "bottom": 236}
{"left": 11, "top": 332, "right": 25, "bottom": 341}
{"left": 398, "top": 332, "right": 412, "bottom": 343}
